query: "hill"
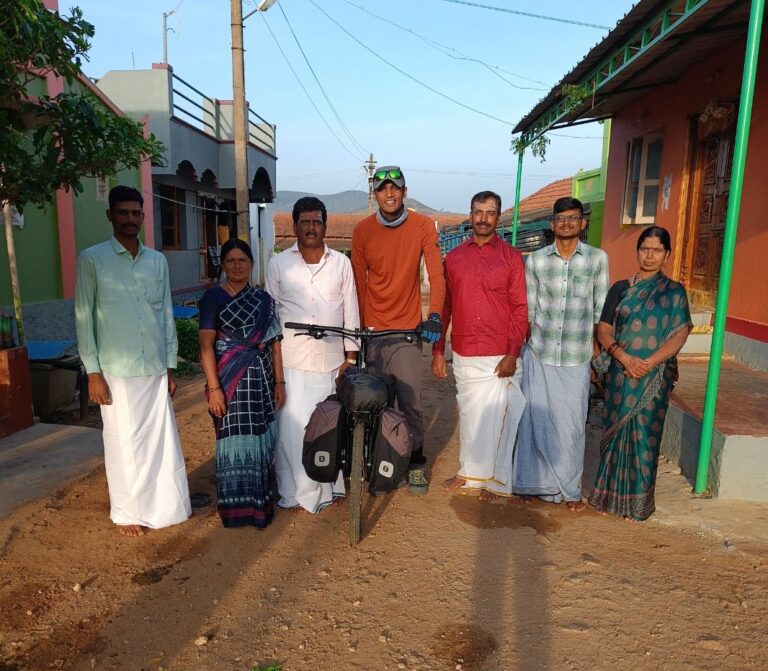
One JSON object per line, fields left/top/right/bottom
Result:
{"left": 273, "top": 189, "right": 442, "bottom": 214}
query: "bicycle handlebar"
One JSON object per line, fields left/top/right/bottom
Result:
{"left": 284, "top": 322, "right": 422, "bottom": 342}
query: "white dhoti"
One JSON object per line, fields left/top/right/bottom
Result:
{"left": 453, "top": 353, "right": 526, "bottom": 495}
{"left": 101, "top": 373, "right": 191, "bottom": 528}
{"left": 276, "top": 366, "right": 345, "bottom": 512}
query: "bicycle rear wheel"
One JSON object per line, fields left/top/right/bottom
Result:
{"left": 348, "top": 421, "right": 365, "bottom": 546}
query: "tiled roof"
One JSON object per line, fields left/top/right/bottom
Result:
{"left": 503, "top": 177, "right": 573, "bottom": 221}
{"left": 274, "top": 210, "right": 468, "bottom": 251}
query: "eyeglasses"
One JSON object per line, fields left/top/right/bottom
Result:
{"left": 638, "top": 246, "right": 666, "bottom": 255}
{"left": 553, "top": 215, "right": 583, "bottom": 224}
{"left": 373, "top": 168, "right": 403, "bottom": 182}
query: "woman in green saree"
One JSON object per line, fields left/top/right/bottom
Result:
{"left": 589, "top": 226, "right": 692, "bottom": 521}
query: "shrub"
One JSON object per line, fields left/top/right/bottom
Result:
{"left": 175, "top": 318, "right": 200, "bottom": 363}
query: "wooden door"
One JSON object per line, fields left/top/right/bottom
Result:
{"left": 680, "top": 121, "right": 735, "bottom": 308}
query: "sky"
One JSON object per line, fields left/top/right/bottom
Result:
{"left": 69, "top": 0, "right": 637, "bottom": 213}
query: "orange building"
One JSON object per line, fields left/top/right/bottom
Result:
{"left": 515, "top": 0, "right": 768, "bottom": 371}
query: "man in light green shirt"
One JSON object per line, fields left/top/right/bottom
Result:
{"left": 75, "top": 186, "right": 190, "bottom": 537}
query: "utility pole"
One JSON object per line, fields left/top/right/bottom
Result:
{"left": 366, "top": 153, "right": 377, "bottom": 212}
{"left": 162, "top": 1, "right": 185, "bottom": 64}
{"left": 231, "top": 0, "right": 250, "bottom": 241}
{"left": 162, "top": 12, "right": 173, "bottom": 64}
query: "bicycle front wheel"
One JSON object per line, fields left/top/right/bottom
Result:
{"left": 348, "top": 421, "right": 365, "bottom": 546}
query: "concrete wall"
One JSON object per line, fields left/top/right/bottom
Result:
{"left": 601, "top": 33, "right": 768, "bottom": 330}
{"left": 0, "top": 200, "right": 60, "bottom": 305}
{"left": 724, "top": 331, "right": 768, "bottom": 372}
{"left": 165, "top": 250, "right": 202, "bottom": 290}
{"left": 96, "top": 68, "right": 174, "bottom": 164}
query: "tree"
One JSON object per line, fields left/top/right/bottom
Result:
{"left": 0, "top": 0, "right": 164, "bottom": 207}
{"left": 1, "top": 0, "right": 165, "bottom": 343}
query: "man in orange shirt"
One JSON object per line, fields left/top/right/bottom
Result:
{"left": 352, "top": 166, "right": 445, "bottom": 494}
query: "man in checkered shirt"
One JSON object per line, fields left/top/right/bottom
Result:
{"left": 512, "top": 196, "right": 609, "bottom": 511}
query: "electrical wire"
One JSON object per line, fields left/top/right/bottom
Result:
{"left": 279, "top": 167, "right": 362, "bottom": 182}
{"left": 340, "top": 0, "right": 548, "bottom": 91}
{"left": 549, "top": 135, "right": 604, "bottom": 140}
{"left": 275, "top": 1, "right": 369, "bottom": 157}
{"left": 258, "top": 12, "right": 365, "bottom": 161}
{"left": 405, "top": 168, "right": 564, "bottom": 178}
{"left": 438, "top": 0, "right": 611, "bottom": 31}
{"left": 308, "top": 1, "right": 515, "bottom": 126}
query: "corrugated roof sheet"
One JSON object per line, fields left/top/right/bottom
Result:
{"left": 514, "top": 0, "right": 749, "bottom": 134}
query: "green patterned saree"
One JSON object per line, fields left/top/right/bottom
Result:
{"left": 589, "top": 273, "right": 692, "bottom": 520}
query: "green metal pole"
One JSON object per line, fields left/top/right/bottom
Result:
{"left": 511, "top": 148, "right": 524, "bottom": 245}
{"left": 694, "top": 0, "right": 764, "bottom": 493}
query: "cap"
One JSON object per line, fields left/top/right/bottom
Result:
{"left": 372, "top": 166, "right": 405, "bottom": 190}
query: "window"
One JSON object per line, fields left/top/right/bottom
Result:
{"left": 623, "top": 132, "right": 663, "bottom": 225}
{"left": 158, "top": 184, "right": 184, "bottom": 250}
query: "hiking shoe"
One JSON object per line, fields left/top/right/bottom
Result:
{"left": 408, "top": 467, "right": 429, "bottom": 495}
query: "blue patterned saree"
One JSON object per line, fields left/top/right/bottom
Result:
{"left": 203, "top": 285, "right": 282, "bottom": 528}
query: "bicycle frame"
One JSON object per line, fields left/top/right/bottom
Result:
{"left": 286, "top": 322, "right": 421, "bottom": 545}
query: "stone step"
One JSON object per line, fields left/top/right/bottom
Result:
{"left": 680, "top": 331, "right": 712, "bottom": 355}
{"left": 663, "top": 358, "right": 768, "bottom": 502}
{"left": 690, "top": 306, "right": 714, "bottom": 334}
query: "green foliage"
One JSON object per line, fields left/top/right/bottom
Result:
{"left": 561, "top": 83, "right": 591, "bottom": 112}
{"left": 0, "top": 0, "right": 165, "bottom": 207}
{"left": 175, "top": 318, "right": 200, "bottom": 363}
{"left": 511, "top": 133, "right": 550, "bottom": 162}
{"left": 250, "top": 665, "right": 282, "bottom": 671}
{"left": 510, "top": 82, "right": 591, "bottom": 163}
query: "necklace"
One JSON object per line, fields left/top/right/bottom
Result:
{"left": 225, "top": 280, "right": 245, "bottom": 296}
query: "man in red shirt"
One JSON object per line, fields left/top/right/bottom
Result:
{"left": 432, "top": 191, "right": 527, "bottom": 499}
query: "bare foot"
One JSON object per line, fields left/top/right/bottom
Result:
{"left": 291, "top": 506, "right": 308, "bottom": 515}
{"left": 519, "top": 495, "right": 537, "bottom": 505}
{"left": 623, "top": 515, "right": 642, "bottom": 523}
{"left": 117, "top": 524, "right": 146, "bottom": 537}
{"left": 566, "top": 501, "right": 586, "bottom": 512}
{"left": 479, "top": 489, "right": 499, "bottom": 502}
{"left": 442, "top": 476, "right": 466, "bottom": 491}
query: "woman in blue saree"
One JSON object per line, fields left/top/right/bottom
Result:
{"left": 199, "top": 239, "right": 285, "bottom": 528}
{"left": 588, "top": 227, "right": 691, "bottom": 521}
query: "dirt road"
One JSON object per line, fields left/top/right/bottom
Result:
{"left": 1, "top": 363, "right": 767, "bottom": 671}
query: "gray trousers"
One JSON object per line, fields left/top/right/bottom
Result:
{"left": 366, "top": 337, "right": 426, "bottom": 466}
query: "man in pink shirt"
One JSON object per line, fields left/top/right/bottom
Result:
{"left": 265, "top": 197, "right": 360, "bottom": 513}
{"left": 432, "top": 191, "right": 528, "bottom": 499}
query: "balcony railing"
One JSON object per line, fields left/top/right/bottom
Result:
{"left": 170, "top": 72, "right": 276, "bottom": 155}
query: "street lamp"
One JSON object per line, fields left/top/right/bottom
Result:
{"left": 230, "top": 0, "right": 275, "bottom": 244}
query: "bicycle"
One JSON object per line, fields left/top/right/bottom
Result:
{"left": 285, "top": 321, "right": 422, "bottom": 546}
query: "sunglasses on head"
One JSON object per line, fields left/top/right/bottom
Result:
{"left": 373, "top": 168, "right": 403, "bottom": 182}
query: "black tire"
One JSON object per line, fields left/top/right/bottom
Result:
{"left": 348, "top": 421, "right": 365, "bottom": 546}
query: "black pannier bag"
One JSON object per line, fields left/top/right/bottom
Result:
{"left": 303, "top": 400, "right": 348, "bottom": 483}
{"left": 337, "top": 367, "right": 388, "bottom": 413}
{"left": 368, "top": 408, "right": 413, "bottom": 494}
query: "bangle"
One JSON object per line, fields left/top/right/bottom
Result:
{"left": 346, "top": 358, "right": 357, "bottom": 365}
{"left": 606, "top": 342, "right": 620, "bottom": 357}
{"left": 208, "top": 386, "right": 221, "bottom": 392}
